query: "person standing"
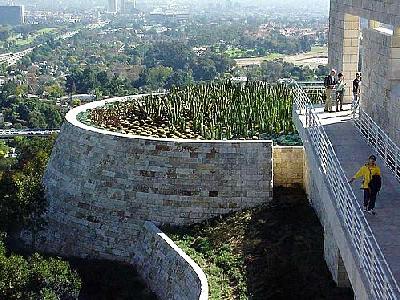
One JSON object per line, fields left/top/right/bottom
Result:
{"left": 336, "top": 73, "right": 345, "bottom": 112}
{"left": 352, "top": 73, "right": 361, "bottom": 109}
{"left": 324, "top": 69, "right": 337, "bottom": 112}
{"left": 348, "top": 155, "right": 382, "bottom": 215}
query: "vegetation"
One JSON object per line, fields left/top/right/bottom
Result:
{"left": 0, "top": 136, "right": 83, "bottom": 300}
{"left": 235, "top": 60, "right": 329, "bottom": 82}
{"left": 0, "top": 136, "right": 56, "bottom": 234}
{"left": 0, "top": 81, "right": 63, "bottom": 129}
{"left": 166, "top": 188, "right": 354, "bottom": 300}
{"left": 0, "top": 136, "right": 156, "bottom": 299}
{"left": 84, "top": 82, "right": 295, "bottom": 140}
{"left": 0, "top": 241, "right": 81, "bottom": 300}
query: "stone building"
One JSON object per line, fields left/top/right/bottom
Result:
{"left": 328, "top": 0, "right": 400, "bottom": 144}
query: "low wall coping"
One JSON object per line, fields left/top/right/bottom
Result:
{"left": 273, "top": 146, "right": 304, "bottom": 149}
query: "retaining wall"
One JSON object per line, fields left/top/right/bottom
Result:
{"left": 134, "top": 221, "right": 208, "bottom": 300}
{"left": 36, "top": 97, "right": 273, "bottom": 261}
{"left": 273, "top": 146, "right": 304, "bottom": 188}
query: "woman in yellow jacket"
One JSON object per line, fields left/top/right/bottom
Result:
{"left": 349, "top": 155, "right": 381, "bottom": 215}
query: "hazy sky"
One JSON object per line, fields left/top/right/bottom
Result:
{"left": 1, "top": 0, "right": 330, "bottom": 11}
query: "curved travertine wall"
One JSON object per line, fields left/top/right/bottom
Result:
{"left": 37, "top": 96, "right": 273, "bottom": 261}
{"left": 135, "top": 222, "right": 208, "bottom": 300}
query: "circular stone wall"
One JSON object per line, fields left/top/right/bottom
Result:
{"left": 38, "top": 96, "right": 273, "bottom": 261}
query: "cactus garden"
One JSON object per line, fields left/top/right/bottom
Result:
{"left": 80, "top": 81, "right": 297, "bottom": 141}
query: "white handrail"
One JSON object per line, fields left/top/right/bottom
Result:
{"left": 293, "top": 83, "right": 400, "bottom": 300}
{"left": 353, "top": 107, "right": 400, "bottom": 183}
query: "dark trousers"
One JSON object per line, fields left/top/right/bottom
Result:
{"left": 364, "top": 189, "right": 377, "bottom": 210}
{"left": 336, "top": 92, "right": 343, "bottom": 111}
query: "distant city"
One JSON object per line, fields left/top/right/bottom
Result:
{"left": 0, "top": 0, "right": 329, "bottom": 12}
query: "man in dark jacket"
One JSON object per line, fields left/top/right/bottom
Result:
{"left": 352, "top": 73, "right": 361, "bottom": 109}
{"left": 324, "top": 69, "right": 337, "bottom": 112}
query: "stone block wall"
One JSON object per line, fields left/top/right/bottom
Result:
{"left": 134, "top": 221, "right": 208, "bottom": 300}
{"left": 329, "top": 0, "right": 400, "bottom": 144}
{"left": 324, "top": 223, "right": 351, "bottom": 288}
{"left": 36, "top": 98, "right": 273, "bottom": 261}
{"left": 361, "top": 28, "right": 394, "bottom": 137}
{"left": 272, "top": 146, "right": 304, "bottom": 188}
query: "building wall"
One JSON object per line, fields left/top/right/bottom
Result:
{"left": 34, "top": 98, "right": 273, "bottom": 261}
{"left": 134, "top": 222, "right": 208, "bottom": 300}
{"left": 108, "top": 0, "right": 118, "bottom": 12}
{"left": 0, "top": 6, "right": 24, "bottom": 25}
{"left": 273, "top": 146, "right": 304, "bottom": 188}
{"left": 329, "top": 0, "right": 400, "bottom": 144}
{"left": 360, "top": 28, "right": 398, "bottom": 141}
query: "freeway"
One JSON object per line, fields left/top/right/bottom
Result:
{"left": 0, "top": 129, "right": 59, "bottom": 138}
{"left": 0, "top": 48, "right": 34, "bottom": 67}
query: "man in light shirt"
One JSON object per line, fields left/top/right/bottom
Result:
{"left": 335, "top": 73, "right": 345, "bottom": 112}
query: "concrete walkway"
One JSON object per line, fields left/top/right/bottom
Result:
{"left": 315, "top": 104, "right": 400, "bottom": 284}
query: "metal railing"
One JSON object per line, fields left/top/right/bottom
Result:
{"left": 293, "top": 83, "right": 400, "bottom": 300}
{"left": 353, "top": 108, "right": 400, "bottom": 183}
{"left": 298, "top": 81, "right": 326, "bottom": 105}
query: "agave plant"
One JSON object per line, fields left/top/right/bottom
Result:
{"left": 85, "top": 81, "right": 296, "bottom": 140}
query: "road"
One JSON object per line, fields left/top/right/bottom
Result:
{"left": 0, "top": 48, "right": 34, "bottom": 67}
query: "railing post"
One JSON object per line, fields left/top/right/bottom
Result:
{"left": 384, "top": 135, "right": 389, "bottom": 164}
{"left": 306, "top": 105, "right": 309, "bottom": 128}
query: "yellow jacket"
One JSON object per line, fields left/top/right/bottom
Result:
{"left": 353, "top": 164, "right": 381, "bottom": 189}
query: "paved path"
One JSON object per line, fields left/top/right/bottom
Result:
{"left": 315, "top": 105, "right": 400, "bottom": 284}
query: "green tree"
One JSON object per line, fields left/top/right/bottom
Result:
{"left": 192, "top": 58, "right": 217, "bottom": 81}
{"left": 165, "top": 69, "right": 194, "bottom": 89}
{"left": 0, "top": 142, "right": 9, "bottom": 158}
{"left": 41, "top": 105, "right": 63, "bottom": 129}
{"left": 0, "top": 136, "right": 56, "bottom": 234}
{"left": 28, "top": 111, "right": 47, "bottom": 129}
{"left": 0, "top": 241, "right": 81, "bottom": 300}
{"left": 145, "top": 66, "right": 173, "bottom": 89}
{"left": 144, "top": 42, "right": 194, "bottom": 70}
{"left": 45, "top": 84, "right": 64, "bottom": 99}
{"left": 71, "top": 99, "right": 81, "bottom": 107}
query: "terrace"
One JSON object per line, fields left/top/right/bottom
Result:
{"left": 294, "top": 83, "right": 400, "bottom": 299}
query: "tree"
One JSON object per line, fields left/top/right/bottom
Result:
{"left": 0, "top": 142, "right": 9, "bottom": 158}
{"left": 0, "top": 242, "right": 81, "bottom": 300}
{"left": 71, "top": 99, "right": 81, "bottom": 107}
{"left": 165, "top": 69, "right": 194, "bottom": 89}
{"left": 96, "top": 71, "right": 109, "bottom": 87}
{"left": 41, "top": 105, "right": 63, "bottom": 129}
{"left": 45, "top": 84, "right": 64, "bottom": 99}
{"left": 261, "top": 60, "right": 284, "bottom": 82}
{"left": 0, "top": 136, "right": 56, "bottom": 234}
{"left": 207, "top": 53, "right": 235, "bottom": 74}
{"left": 28, "top": 111, "right": 47, "bottom": 129}
{"left": 145, "top": 66, "right": 173, "bottom": 89}
{"left": 0, "top": 136, "right": 81, "bottom": 299}
{"left": 144, "top": 42, "right": 194, "bottom": 70}
{"left": 192, "top": 58, "right": 217, "bottom": 81}
{"left": 107, "top": 75, "right": 126, "bottom": 96}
